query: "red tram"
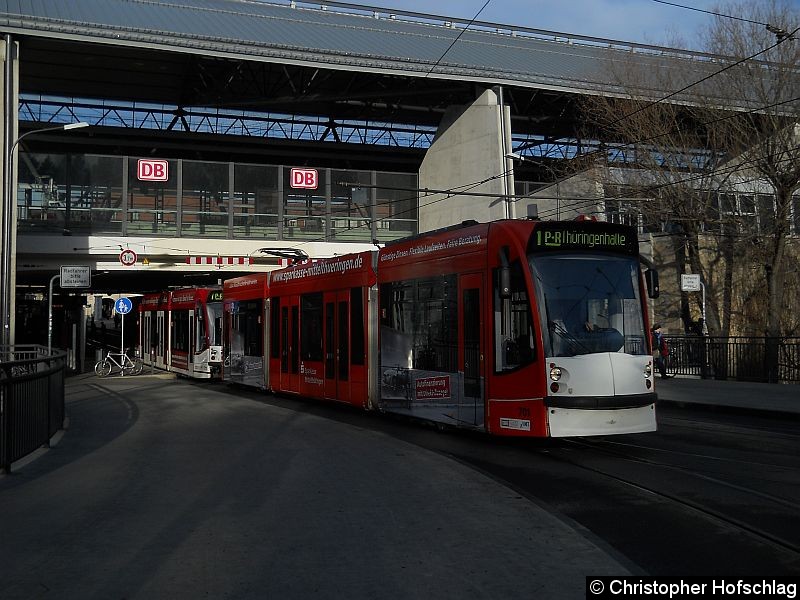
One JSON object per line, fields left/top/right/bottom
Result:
{"left": 223, "top": 273, "right": 269, "bottom": 388}
{"left": 376, "top": 219, "right": 657, "bottom": 436}
{"left": 219, "top": 218, "right": 658, "bottom": 437}
{"left": 268, "top": 252, "right": 377, "bottom": 407}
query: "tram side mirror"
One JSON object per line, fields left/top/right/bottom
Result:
{"left": 498, "top": 246, "right": 511, "bottom": 299}
{"left": 499, "top": 267, "right": 511, "bottom": 299}
{"left": 645, "top": 269, "right": 660, "bottom": 299}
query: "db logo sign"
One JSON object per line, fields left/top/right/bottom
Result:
{"left": 137, "top": 159, "right": 169, "bottom": 182}
{"left": 119, "top": 249, "right": 138, "bottom": 267}
{"left": 290, "top": 168, "right": 318, "bottom": 190}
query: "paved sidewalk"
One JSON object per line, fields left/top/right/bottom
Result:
{"left": 655, "top": 376, "right": 800, "bottom": 415}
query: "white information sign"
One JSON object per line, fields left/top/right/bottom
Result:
{"left": 681, "top": 274, "right": 702, "bottom": 292}
{"left": 60, "top": 265, "right": 91, "bottom": 288}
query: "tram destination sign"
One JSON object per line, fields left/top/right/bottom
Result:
{"left": 529, "top": 221, "right": 638, "bottom": 256}
{"left": 60, "top": 265, "right": 91, "bottom": 288}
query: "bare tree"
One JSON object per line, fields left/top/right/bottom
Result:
{"left": 703, "top": 1, "right": 800, "bottom": 345}
{"left": 581, "top": 0, "right": 800, "bottom": 346}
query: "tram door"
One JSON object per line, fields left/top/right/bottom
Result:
{"left": 324, "top": 290, "right": 350, "bottom": 402}
{"left": 459, "top": 273, "right": 485, "bottom": 427}
{"left": 157, "top": 310, "right": 167, "bottom": 369}
{"left": 280, "top": 298, "right": 300, "bottom": 392}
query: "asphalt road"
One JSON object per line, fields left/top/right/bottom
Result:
{"left": 0, "top": 374, "right": 628, "bottom": 600}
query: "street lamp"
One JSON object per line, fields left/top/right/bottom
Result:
{"left": 1, "top": 122, "right": 89, "bottom": 351}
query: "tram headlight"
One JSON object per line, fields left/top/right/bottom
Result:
{"left": 549, "top": 366, "right": 562, "bottom": 382}
{"left": 644, "top": 363, "right": 652, "bottom": 378}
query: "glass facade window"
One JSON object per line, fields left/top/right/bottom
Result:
{"left": 17, "top": 153, "right": 124, "bottom": 235}
{"left": 331, "top": 169, "right": 372, "bottom": 242}
{"left": 182, "top": 161, "right": 230, "bottom": 238}
{"left": 18, "top": 152, "right": 419, "bottom": 242}
{"left": 757, "top": 194, "right": 776, "bottom": 232}
{"left": 68, "top": 155, "right": 124, "bottom": 235}
{"left": 128, "top": 158, "right": 179, "bottom": 236}
{"left": 284, "top": 168, "right": 327, "bottom": 240}
{"left": 17, "top": 152, "right": 68, "bottom": 233}
{"left": 375, "top": 172, "right": 417, "bottom": 242}
{"left": 233, "top": 164, "right": 279, "bottom": 240}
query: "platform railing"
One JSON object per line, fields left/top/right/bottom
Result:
{"left": 664, "top": 336, "right": 800, "bottom": 384}
{"left": 0, "top": 345, "right": 67, "bottom": 473}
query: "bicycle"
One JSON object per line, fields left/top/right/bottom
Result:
{"left": 94, "top": 349, "right": 144, "bottom": 377}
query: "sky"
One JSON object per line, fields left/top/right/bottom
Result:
{"left": 342, "top": 0, "right": 782, "bottom": 51}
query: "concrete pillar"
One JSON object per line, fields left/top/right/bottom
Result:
{"left": 418, "top": 88, "right": 512, "bottom": 233}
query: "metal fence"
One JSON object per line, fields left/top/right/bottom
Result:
{"left": 1, "top": 345, "right": 67, "bottom": 473}
{"left": 664, "top": 336, "right": 800, "bottom": 384}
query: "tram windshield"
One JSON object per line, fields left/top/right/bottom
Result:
{"left": 530, "top": 254, "right": 648, "bottom": 357}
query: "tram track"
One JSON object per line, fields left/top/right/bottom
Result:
{"left": 563, "top": 438, "right": 800, "bottom": 510}
{"left": 657, "top": 414, "right": 800, "bottom": 440}
{"left": 548, "top": 438, "right": 800, "bottom": 558}
{"left": 221, "top": 383, "right": 800, "bottom": 574}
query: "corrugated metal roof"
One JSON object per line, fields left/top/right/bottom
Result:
{"left": 0, "top": 0, "right": 711, "bottom": 96}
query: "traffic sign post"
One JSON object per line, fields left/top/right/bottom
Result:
{"left": 49, "top": 265, "right": 92, "bottom": 354}
{"left": 119, "top": 249, "right": 137, "bottom": 267}
{"left": 681, "top": 274, "right": 707, "bottom": 335}
{"left": 60, "top": 265, "right": 91, "bottom": 288}
{"left": 115, "top": 297, "right": 133, "bottom": 356}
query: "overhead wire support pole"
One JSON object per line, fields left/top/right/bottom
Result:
{"left": 1, "top": 34, "right": 15, "bottom": 352}
{"left": 47, "top": 274, "right": 59, "bottom": 355}
{"left": 2, "top": 121, "right": 88, "bottom": 351}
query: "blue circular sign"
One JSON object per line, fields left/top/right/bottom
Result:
{"left": 115, "top": 297, "right": 133, "bottom": 315}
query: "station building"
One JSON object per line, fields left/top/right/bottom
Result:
{"left": 2, "top": 0, "right": 796, "bottom": 356}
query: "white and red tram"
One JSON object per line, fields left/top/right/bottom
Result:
{"left": 169, "top": 287, "right": 223, "bottom": 379}
{"left": 219, "top": 218, "right": 659, "bottom": 437}
{"left": 139, "top": 291, "right": 170, "bottom": 371}
{"left": 138, "top": 287, "right": 223, "bottom": 379}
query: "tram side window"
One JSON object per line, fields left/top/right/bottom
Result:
{"left": 242, "top": 300, "right": 263, "bottom": 357}
{"left": 380, "top": 275, "right": 457, "bottom": 373}
{"left": 494, "top": 261, "right": 536, "bottom": 373}
{"left": 270, "top": 298, "right": 280, "bottom": 359}
{"left": 301, "top": 292, "right": 323, "bottom": 362}
{"left": 172, "top": 311, "right": 190, "bottom": 352}
{"left": 351, "top": 287, "right": 365, "bottom": 366}
{"left": 149, "top": 317, "right": 158, "bottom": 350}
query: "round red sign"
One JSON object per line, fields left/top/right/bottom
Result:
{"left": 119, "top": 249, "right": 137, "bottom": 267}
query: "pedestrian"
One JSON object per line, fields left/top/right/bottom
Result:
{"left": 651, "top": 324, "right": 670, "bottom": 379}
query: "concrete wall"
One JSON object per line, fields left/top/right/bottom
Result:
{"left": 418, "top": 88, "right": 512, "bottom": 232}
{"left": 522, "top": 168, "right": 605, "bottom": 223}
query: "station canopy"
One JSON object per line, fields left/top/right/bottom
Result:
{"left": 0, "top": 0, "right": 722, "bottom": 143}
